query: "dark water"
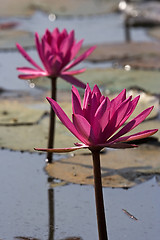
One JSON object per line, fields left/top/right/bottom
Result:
{"left": 0, "top": 149, "right": 160, "bottom": 240}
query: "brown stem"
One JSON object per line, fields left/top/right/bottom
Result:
{"left": 47, "top": 77, "right": 57, "bottom": 163}
{"left": 91, "top": 150, "right": 108, "bottom": 240}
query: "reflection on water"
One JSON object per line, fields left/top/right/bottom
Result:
{"left": 48, "top": 187, "right": 54, "bottom": 240}
{"left": 0, "top": 150, "right": 160, "bottom": 239}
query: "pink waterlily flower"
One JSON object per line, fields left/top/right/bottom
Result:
{"left": 35, "top": 84, "right": 158, "bottom": 153}
{"left": 16, "top": 28, "right": 96, "bottom": 88}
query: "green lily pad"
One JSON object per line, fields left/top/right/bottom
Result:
{"left": 45, "top": 144, "right": 160, "bottom": 188}
{"left": 35, "top": 68, "right": 160, "bottom": 94}
{"left": 0, "top": 30, "right": 34, "bottom": 50}
{"left": 0, "top": 115, "right": 77, "bottom": 152}
{"left": 85, "top": 68, "right": 160, "bottom": 94}
{"left": 0, "top": 100, "right": 46, "bottom": 125}
{"left": 82, "top": 42, "right": 160, "bottom": 70}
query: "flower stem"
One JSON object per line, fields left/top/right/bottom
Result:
{"left": 47, "top": 77, "right": 57, "bottom": 163}
{"left": 91, "top": 150, "right": 108, "bottom": 240}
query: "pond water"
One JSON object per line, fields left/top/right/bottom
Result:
{"left": 0, "top": 11, "right": 155, "bottom": 91}
{"left": 10, "top": 11, "right": 154, "bottom": 45}
{"left": 0, "top": 6, "right": 160, "bottom": 240}
{"left": 0, "top": 149, "right": 160, "bottom": 240}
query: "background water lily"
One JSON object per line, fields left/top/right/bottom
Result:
{"left": 16, "top": 28, "right": 96, "bottom": 88}
{"left": 35, "top": 84, "right": 158, "bottom": 240}
{"left": 17, "top": 28, "right": 96, "bottom": 162}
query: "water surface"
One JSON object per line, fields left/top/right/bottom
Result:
{"left": 0, "top": 149, "right": 160, "bottom": 240}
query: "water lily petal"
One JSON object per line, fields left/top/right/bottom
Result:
{"left": 111, "top": 88, "right": 126, "bottom": 104}
{"left": 110, "top": 89, "right": 126, "bottom": 118}
{"left": 113, "top": 96, "right": 132, "bottom": 128}
{"left": 72, "top": 86, "right": 83, "bottom": 115}
{"left": 63, "top": 45, "right": 96, "bottom": 71}
{"left": 115, "top": 129, "right": 158, "bottom": 143}
{"left": 82, "top": 83, "right": 92, "bottom": 109}
{"left": 34, "top": 145, "right": 87, "bottom": 153}
{"left": 58, "top": 29, "right": 68, "bottom": 46}
{"left": 92, "top": 84, "right": 102, "bottom": 102}
{"left": 109, "top": 106, "right": 154, "bottom": 142}
{"left": 103, "top": 142, "right": 137, "bottom": 149}
{"left": 48, "top": 55, "right": 62, "bottom": 75}
{"left": 100, "top": 97, "right": 133, "bottom": 140}
{"left": 60, "top": 30, "right": 74, "bottom": 65}
{"left": 60, "top": 74, "right": 86, "bottom": 89}
{"left": 62, "top": 68, "right": 86, "bottom": 75}
{"left": 51, "top": 28, "right": 60, "bottom": 51}
{"left": 103, "top": 96, "right": 140, "bottom": 140}
{"left": 18, "top": 73, "right": 48, "bottom": 79}
{"left": 71, "top": 39, "right": 84, "bottom": 60}
{"left": 47, "top": 97, "right": 86, "bottom": 144}
{"left": 17, "top": 67, "right": 46, "bottom": 75}
{"left": 94, "top": 97, "right": 110, "bottom": 130}
{"left": 73, "top": 114, "right": 95, "bottom": 145}
{"left": 88, "top": 93, "right": 100, "bottom": 124}
{"left": 35, "top": 32, "right": 50, "bottom": 72}
{"left": 118, "top": 95, "right": 140, "bottom": 127}
{"left": 41, "top": 37, "right": 54, "bottom": 74}
{"left": 16, "top": 43, "right": 43, "bottom": 72}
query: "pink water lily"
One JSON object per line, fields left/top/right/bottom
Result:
{"left": 35, "top": 84, "right": 158, "bottom": 240}
{"left": 35, "top": 84, "right": 158, "bottom": 153}
{"left": 16, "top": 28, "right": 96, "bottom": 88}
{"left": 17, "top": 28, "right": 96, "bottom": 162}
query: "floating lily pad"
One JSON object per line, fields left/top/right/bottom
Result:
{"left": 0, "top": 30, "right": 34, "bottom": 50}
{"left": 45, "top": 144, "right": 160, "bottom": 188}
{"left": 83, "top": 68, "right": 160, "bottom": 94}
{"left": 0, "top": 100, "right": 46, "bottom": 125}
{"left": 0, "top": 86, "right": 159, "bottom": 152}
{"left": 0, "top": 115, "right": 77, "bottom": 152}
{"left": 119, "top": 56, "right": 160, "bottom": 70}
{"left": 0, "top": 0, "right": 119, "bottom": 17}
{"left": 82, "top": 42, "right": 160, "bottom": 62}
{"left": 0, "top": 0, "right": 34, "bottom": 17}
{"left": 35, "top": 68, "right": 160, "bottom": 94}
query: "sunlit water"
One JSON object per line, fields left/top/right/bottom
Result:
{"left": 0, "top": 149, "right": 160, "bottom": 240}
